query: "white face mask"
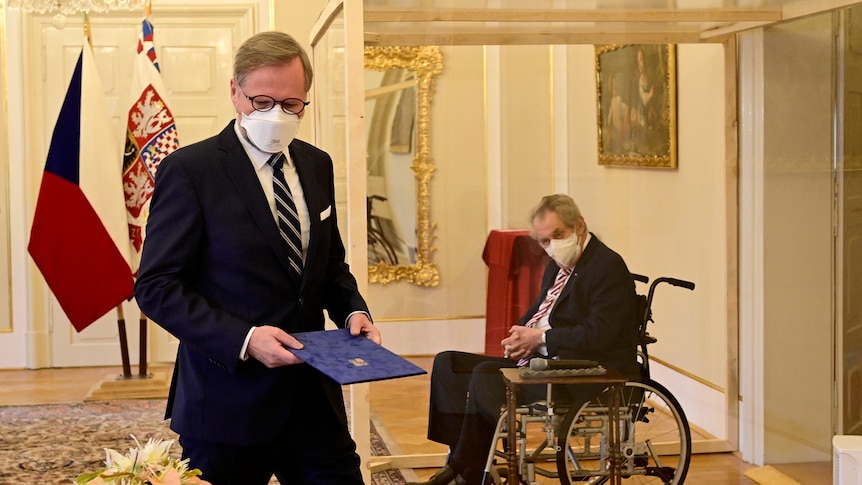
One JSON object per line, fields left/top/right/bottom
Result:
{"left": 544, "top": 232, "right": 582, "bottom": 268}
{"left": 240, "top": 109, "right": 300, "bottom": 153}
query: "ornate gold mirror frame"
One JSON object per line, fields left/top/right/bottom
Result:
{"left": 364, "top": 46, "right": 442, "bottom": 287}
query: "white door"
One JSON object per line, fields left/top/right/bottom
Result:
{"left": 30, "top": 3, "right": 261, "bottom": 367}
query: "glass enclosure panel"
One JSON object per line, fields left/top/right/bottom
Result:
{"left": 761, "top": 13, "right": 833, "bottom": 461}
{"left": 310, "top": 5, "right": 374, "bottom": 482}
{"left": 840, "top": 4, "right": 862, "bottom": 436}
{"left": 0, "top": 5, "right": 10, "bottom": 333}
{"left": 309, "top": 0, "right": 862, "bottom": 473}
{"left": 311, "top": 11, "right": 348, "bottom": 243}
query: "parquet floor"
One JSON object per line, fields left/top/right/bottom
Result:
{"left": 0, "top": 357, "right": 831, "bottom": 484}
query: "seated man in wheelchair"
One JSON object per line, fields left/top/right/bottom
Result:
{"left": 408, "top": 194, "right": 641, "bottom": 485}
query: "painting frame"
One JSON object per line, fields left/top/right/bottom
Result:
{"left": 596, "top": 44, "right": 677, "bottom": 168}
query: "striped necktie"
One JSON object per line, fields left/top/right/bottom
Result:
{"left": 268, "top": 153, "right": 303, "bottom": 276}
{"left": 518, "top": 267, "right": 572, "bottom": 367}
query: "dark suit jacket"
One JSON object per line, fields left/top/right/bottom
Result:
{"left": 134, "top": 121, "right": 370, "bottom": 446}
{"left": 520, "top": 234, "right": 640, "bottom": 379}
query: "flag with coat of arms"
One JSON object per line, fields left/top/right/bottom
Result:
{"left": 122, "top": 3, "right": 179, "bottom": 274}
{"left": 28, "top": 39, "right": 134, "bottom": 332}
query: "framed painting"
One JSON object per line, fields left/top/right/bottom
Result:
{"left": 596, "top": 44, "right": 677, "bottom": 168}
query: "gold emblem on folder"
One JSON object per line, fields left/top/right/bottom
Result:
{"left": 349, "top": 358, "right": 369, "bottom": 367}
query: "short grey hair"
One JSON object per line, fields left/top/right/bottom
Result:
{"left": 530, "top": 194, "right": 587, "bottom": 231}
{"left": 233, "top": 31, "right": 313, "bottom": 92}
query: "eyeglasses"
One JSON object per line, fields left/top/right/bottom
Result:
{"left": 240, "top": 88, "right": 310, "bottom": 115}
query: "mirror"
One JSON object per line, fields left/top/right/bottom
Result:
{"left": 364, "top": 46, "right": 442, "bottom": 287}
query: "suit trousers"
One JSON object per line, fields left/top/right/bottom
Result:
{"left": 178, "top": 368, "right": 363, "bottom": 485}
{"left": 427, "top": 351, "right": 604, "bottom": 485}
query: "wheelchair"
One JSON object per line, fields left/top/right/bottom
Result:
{"left": 484, "top": 274, "right": 695, "bottom": 485}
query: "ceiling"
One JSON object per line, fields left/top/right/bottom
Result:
{"left": 363, "top": 0, "right": 862, "bottom": 45}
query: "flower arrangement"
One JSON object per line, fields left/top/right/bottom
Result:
{"left": 75, "top": 436, "right": 211, "bottom": 485}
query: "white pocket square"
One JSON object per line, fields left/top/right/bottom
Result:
{"left": 320, "top": 205, "right": 332, "bottom": 221}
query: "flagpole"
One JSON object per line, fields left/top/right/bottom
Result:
{"left": 134, "top": 0, "right": 154, "bottom": 380}
{"left": 116, "top": 305, "right": 133, "bottom": 378}
{"left": 83, "top": 12, "right": 91, "bottom": 46}
{"left": 139, "top": 313, "right": 148, "bottom": 376}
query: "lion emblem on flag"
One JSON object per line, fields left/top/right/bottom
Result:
{"left": 123, "top": 85, "right": 179, "bottom": 252}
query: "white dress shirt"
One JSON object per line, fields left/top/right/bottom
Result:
{"left": 234, "top": 122, "right": 310, "bottom": 260}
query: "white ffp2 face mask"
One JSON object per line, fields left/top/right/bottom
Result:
{"left": 240, "top": 109, "right": 300, "bottom": 153}
{"left": 544, "top": 232, "right": 582, "bottom": 268}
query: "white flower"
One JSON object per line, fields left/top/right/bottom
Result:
{"left": 75, "top": 435, "right": 211, "bottom": 485}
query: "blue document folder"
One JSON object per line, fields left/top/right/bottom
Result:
{"left": 290, "top": 328, "right": 427, "bottom": 385}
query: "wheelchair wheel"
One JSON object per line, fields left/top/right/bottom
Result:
{"left": 556, "top": 380, "right": 691, "bottom": 485}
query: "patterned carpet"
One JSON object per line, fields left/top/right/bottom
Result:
{"left": 0, "top": 399, "right": 405, "bottom": 485}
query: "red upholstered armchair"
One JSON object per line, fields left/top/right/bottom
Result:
{"left": 482, "top": 230, "right": 550, "bottom": 356}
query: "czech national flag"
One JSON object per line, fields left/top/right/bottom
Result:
{"left": 28, "top": 40, "right": 134, "bottom": 332}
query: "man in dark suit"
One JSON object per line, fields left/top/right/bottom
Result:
{"left": 134, "top": 31, "right": 379, "bottom": 485}
{"left": 409, "top": 194, "right": 640, "bottom": 485}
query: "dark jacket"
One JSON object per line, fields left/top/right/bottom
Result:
{"left": 520, "top": 234, "right": 640, "bottom": 379}
{"left": 135, "top": 121, "right": 369, "bottom": 445}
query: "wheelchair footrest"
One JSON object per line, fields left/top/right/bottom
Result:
{"left": 519, "top": 366, "right": 607, "bottom": 378}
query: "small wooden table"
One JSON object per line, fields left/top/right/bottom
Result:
{"left": 499, "top": 367, "right": 627, "bottom": 485}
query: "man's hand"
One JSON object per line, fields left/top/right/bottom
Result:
{"left": 348, "top": 313, "right": 382, "bottom": 345}
{"left": 247, "top": 325, "right": 304, "bottom": 368}
{"left": 501, "top": 326, "right": 544, "bottom": 361}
